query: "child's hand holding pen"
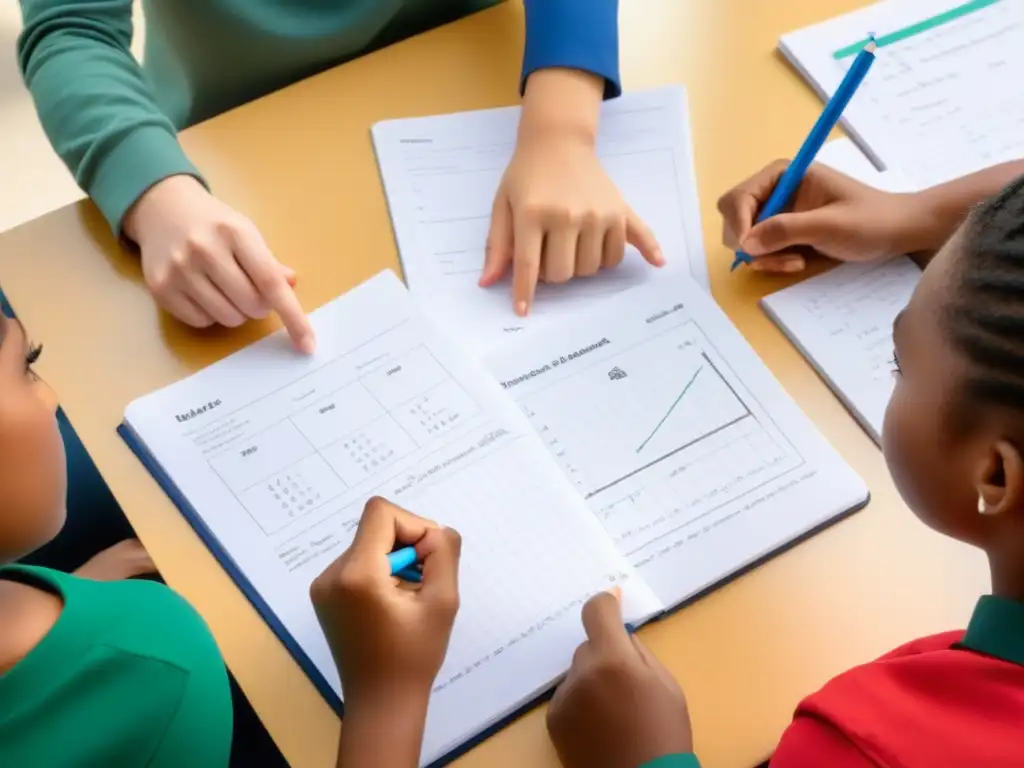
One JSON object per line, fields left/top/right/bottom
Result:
{"left": 718, "top": 162, "right": 923, "bottom": 273}
{"left": 310, "top": 497, "right": 462, "bottom": 767}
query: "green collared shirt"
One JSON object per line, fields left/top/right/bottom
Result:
{"left": 643, "top": 755, "right": 701, "bottom": 767}
{"left": 641, "top": 595, "right": 1024, "bottom": 768}
{"left": 959, "top": 594, "right": 1024, "bottom": 665}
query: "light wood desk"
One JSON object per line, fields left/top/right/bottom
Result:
{"left": 0, "top": 1, "right": 990, "bottom": 765}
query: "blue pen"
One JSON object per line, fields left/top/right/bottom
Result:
{"left": 387, "top": 546, "right": 421, "bottom": 583}
{"left": 731, "top": 37, "right": 877, "bottom": 270}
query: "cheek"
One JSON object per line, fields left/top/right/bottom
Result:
{"left": 43, "top": 418, "right": 68, "bottom": 533}
{"left": 0, "top": 412, "right": 67, "bottom": 561}
{"left": 882, "top": 383, "right": 972, "bottom": 538}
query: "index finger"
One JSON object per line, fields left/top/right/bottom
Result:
{"left": 231, "top": 224, "right": 317, "bottom": 354}
{"left": 717, "top": 159, "right": 789, "bottom": 250}
{"left": 351, "top": 496, "right": 437, "bottom": 561}
{"left": 580, "top": 590, "right": 635, "bottom": 656}
{"left": 511, "top": 213, "right": 543, "bottom": 317}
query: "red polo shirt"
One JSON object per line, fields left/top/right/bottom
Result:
{"left": 770, "top": 595, "right": 1024, "bottom": 767}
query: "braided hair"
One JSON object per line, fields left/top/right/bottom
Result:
{"left": 944, "top": 175, "right": 1024, "bottom": 410}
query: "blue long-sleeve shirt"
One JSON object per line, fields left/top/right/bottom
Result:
{"left": 18, "top": 0, "right": 621, "bottom": 233}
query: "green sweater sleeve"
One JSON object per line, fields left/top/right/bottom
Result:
{"left": 18, "top": 0, "right": 202, "bottom": 233}
{"left": 641, "top": 755, "right": 701, "bottom": 768}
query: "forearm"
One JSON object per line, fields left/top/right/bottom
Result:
{"left": 901, "top": 160, "right": 1024, "bottom": 258}
{"left": 336, "top": 692, "right": 428, "bottom": 768}
{"left": 18, "top": 0, "right": 200, "bottom": 233}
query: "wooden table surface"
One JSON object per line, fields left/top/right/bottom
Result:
{"left": 0, "top": 1, "right": 990, "bottom": 766}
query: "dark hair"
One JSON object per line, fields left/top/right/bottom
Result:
{"left": 945, "top": 174, "right": 1024, "bottom": 409}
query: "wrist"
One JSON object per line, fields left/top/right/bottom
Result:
{"left": 339, "top": 688, "right": 429, "bottom": 766}
{"left": 122, "top": 174, "right": 204, "bottom": 244}
{"left": 894, "top": 189, "right": 968, "bottom": 255}
{"left": 344, "top": 679, "right": 431, "bottom": 723}
{"left": 519, "top": 68, "right": 603, "bottom": 147}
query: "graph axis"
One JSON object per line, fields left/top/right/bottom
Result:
{"left": 635, "top": 364, "right": 704, "bottom": 454}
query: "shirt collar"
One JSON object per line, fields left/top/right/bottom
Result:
{"left": 960, "top": 595, "right": 1024, "bottom": 666}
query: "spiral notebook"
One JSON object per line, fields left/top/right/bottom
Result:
{"left": 119, "top": 270, "right": 867, "bottom": 766}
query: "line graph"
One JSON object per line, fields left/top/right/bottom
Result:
{"left": 517, "top": 326, "right": 752, "bottom": 498}
{"left": 505, "top": 317, "right": 808, "bottom": 583}
{"left": 636, "top": 366, "right": 703, "bottom": 454}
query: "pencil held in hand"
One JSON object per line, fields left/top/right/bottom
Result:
{"left": 731, "top": 38, "right": 877, "bottom": 271}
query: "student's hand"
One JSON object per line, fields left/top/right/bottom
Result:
{"left": 123, "top": 175, "right": 316, "bottom": 353}
{"left": 481, "top": 72, "right": 663, "bottom": 318}
{"left": 310, "top": 497, "right": 461, "bottom": 709}
{"left": 718, "top": 160, "right": 922, "bottom": 273}
{"left": 547, "top": 591, "right": 693, "bottom": 768}
{"left": 74, "top": 539, "right": 157, "bottom": 581}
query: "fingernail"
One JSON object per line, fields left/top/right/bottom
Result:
{"left": 782, "top": 259, "right": 804, "bottom": 273}
{"left": 299, "top": 334, "right": 316, "bottom": 354}
{"left": 609, "top": 585, "right": 623, "bottom": 601}
{"left": 742, "top": 235, "right": 763, "bottom": 255}
{"left": 749, "top": 259, "right": 765, "bottom": 272}
{"left": 653, "top": 248, "right": 666, "bottom": 267}
{"left": 515, "top": 300, "right": 528, "bottom": 317}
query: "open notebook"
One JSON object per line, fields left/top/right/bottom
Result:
{"left": 120, "top": 271, "right": 867, "bottom": 766}
{"left": 780, "top": 0, "right": 1024, "bottom": 186}
{"left": 761, "top": 140, "right": 923, "bottom": 444}
{"left": 371, "top": 86, "right": 707, "bottom": 356}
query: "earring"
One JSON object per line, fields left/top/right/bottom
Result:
{"left": 979, "top": 494, "right": 995, "bottom": 515}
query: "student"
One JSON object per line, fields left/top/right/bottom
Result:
{"left": 0, "top": 323, "right": 462, "bottom": 768}
{"left": 18, "top": 0, "right": 661, "bottom": 352}
{"left": 546, "top": 161, "right": 1024, "bottom": 767}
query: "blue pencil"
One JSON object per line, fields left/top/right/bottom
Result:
{"left": 731, "top": 38, "right": 877, "bottom": 270}
{"left": 388, "top": 545, "right": 421, "bottom": 583}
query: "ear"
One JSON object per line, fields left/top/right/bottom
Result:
{"left": 976, "top": 440, "right": 1024, "bottom": 517}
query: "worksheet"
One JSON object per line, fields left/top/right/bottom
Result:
{"left": 121, "top": 271, "right": 662, "bottom": 767}
{"left": 761, "top": 139, "right": 923, "bottom": 445}
{"left": 762, "top": 257, "right": 920, "bottom": 444}
{"left": 486, "top": 275, "right": 869, "bottom": 606}
{"left": 372, "top": 86, "right": 707, "bottom": 356}
{"left": 816, "top": 137, "right": 918, "bottom": 192}
{"left": 780, "top": 0, "right": 1024, "bottom": 185}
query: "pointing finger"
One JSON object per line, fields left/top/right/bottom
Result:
{"left": 230, "top": 224, "right": 316, "bottom": 353}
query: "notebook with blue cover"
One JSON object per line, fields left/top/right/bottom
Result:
{"left": 119, "top": 270, "right": 867, "bottom": 765}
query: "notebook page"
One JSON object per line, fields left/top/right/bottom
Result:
{"left": 485, "top": 275, "right": 868, "bottom": 607}
{"left": 762, "top": 258, "right": 920, "bottom": 444}
{"left": 815, "top": 137, "right": 918, "bottom": 192}
{"left": 372, "top": 86, "right": 707, "bottom": 356}
{"left": 780, "top": 0, "right": 1024, "bottom": 186}
{"left": 761, "top": 139, "right": 923, "bottom": 444}
{"left": 123, "top": 271, "right": 661, "bottom": 765}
